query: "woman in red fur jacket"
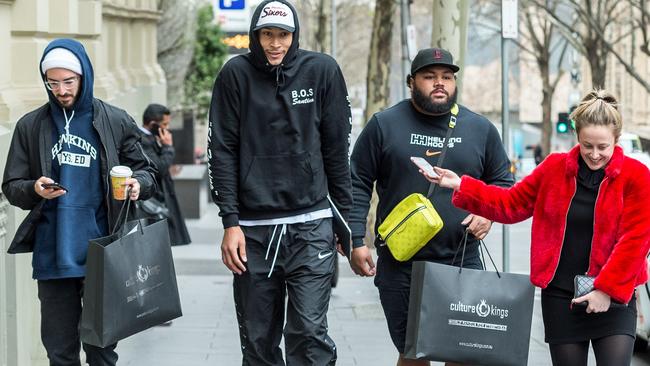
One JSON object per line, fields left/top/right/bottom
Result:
{"left": 423, "top": 89, "right": 650, "bottom": 366}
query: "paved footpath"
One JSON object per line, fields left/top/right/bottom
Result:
{"left": 117, "top": 204, "right": 650, "bottom": 365}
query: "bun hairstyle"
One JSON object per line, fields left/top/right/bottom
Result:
{"left": 570, "top": 89, "right": 622, "bottom": 140}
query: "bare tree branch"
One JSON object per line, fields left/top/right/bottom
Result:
{"left": 602, "top": 34, "right": 650, "bottom": 91}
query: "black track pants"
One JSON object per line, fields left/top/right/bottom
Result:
{"left": 234, "top": 218, "right": 337, "bottom": 366}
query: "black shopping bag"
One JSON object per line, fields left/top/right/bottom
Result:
{"left": 80, "top": 199, "right": 182, "bottom": 347}
{"left": 404, "top": 233, "right": 534, "bottom": 366}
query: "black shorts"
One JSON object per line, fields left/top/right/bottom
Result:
{"left": 376, "top": 255, "right": 483, "bottom": 354}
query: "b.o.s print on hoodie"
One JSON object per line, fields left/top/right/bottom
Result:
{"left": 208, "top": 0, "right": 353, "bottom": 228}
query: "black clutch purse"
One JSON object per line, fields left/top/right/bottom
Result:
{"left": 573, "top": 275, "right": 625, "bottom": 308}
{"left": 574, "top": 275, "right": 594, "bottom": 299}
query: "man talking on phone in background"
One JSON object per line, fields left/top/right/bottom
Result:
{"left": 207, "top": 0, "right": 352, "bottom": 364}
{"left": 2, "top": 38, "right": 157, "bottom": 366}
{"left": 138, "top": 103, "right": 191, "bottom": 246}
{"left": 348, "top": 47, "right": 513, "bottom": 366}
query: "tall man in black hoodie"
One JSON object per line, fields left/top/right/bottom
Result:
{"left": 349, "top": 48, "right": 513, "bottom": 366}
{"left": 207, "top": 1, "right": 352, "bottom": 365}
{"left": 2, "top": 38, "right": 156, "bottom": 366}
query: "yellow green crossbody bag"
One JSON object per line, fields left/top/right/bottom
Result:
{"left": 377, "top": 193, "right": 443, "bottom": 261}
{"left": 377, "top": 104, "right": 458, "bottom": 261}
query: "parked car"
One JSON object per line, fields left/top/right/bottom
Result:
{"left": 636, "top": 280, "right": 650, "bottom": 351}
{"left": 619, "top": 132, "right": 650, "bottom": 168}
{"left": 625, "top": 133, "right": 650, "bottom": 351}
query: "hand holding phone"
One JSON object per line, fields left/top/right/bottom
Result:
{"left": 150, "top": 122, "right": 160, "bottom": 136}
{"left": 411, "top": 157, "right": 439, "bottom": 178}
{"left": 41, "top": 182, "right": 68, "bottom": 192}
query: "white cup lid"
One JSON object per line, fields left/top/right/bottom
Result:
{"left": 110, "top": 165, "right": 132, "bottom": 177}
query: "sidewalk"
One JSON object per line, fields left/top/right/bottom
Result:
{"left": 116, "top": 203, "right": 650, "bottom": 365}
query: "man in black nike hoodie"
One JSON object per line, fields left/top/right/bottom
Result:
{"left": 207, "top": 1, "right": 352, "bottom": 365}
{"left": 349, "top": 48, "right": 513, "bottom": 366}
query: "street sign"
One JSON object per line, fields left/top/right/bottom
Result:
{"left": 502, "top": 0, "right": 518, "bottom": 39}
{"left": 213, "top": 0, "right": 251, "bottom": 32}
{"left": 219, "top": 0, "right": 245, "bottom": 10}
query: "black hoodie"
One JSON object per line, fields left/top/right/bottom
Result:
{"left": 208, "top": 0, "right": 352, "bottom": 228}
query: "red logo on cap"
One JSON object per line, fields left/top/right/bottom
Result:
{"left": 434, "top": 49, "right": 442, "bottom": 59}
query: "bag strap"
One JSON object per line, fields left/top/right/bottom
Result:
{"left": 451, "top": 228, "right": 469, "bottom": 272}
{"left": 111, "top": 188, "right": 132, "bottom": 235}
{"left": 451, "top": 228, "right": 501, "bottom": 277}
{"left": 426, "top": 104, "right": 459, "bottom": 199}
{"left": 375, "top": 104, "right": 460, "bottom": 240}
{"left": 478, "top": 237, "right": 500, "bottom": 277}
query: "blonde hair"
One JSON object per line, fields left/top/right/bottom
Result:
{"left": 569, "top": 89, "right": 622, "bottom": 140}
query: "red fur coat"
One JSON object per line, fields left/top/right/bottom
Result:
{"left": 452, "top": 145, "right": 650, "bottom": 303}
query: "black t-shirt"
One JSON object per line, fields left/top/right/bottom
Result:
{"left": 350, "top": 100, "right": 513, "bottom": 262}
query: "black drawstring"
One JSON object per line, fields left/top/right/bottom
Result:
{"left": 272, "top": 65, "right": 285, "bottom": 93}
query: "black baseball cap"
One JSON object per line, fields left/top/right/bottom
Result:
{"left": 410, "top": 48, "right": 460, "bottom": 74}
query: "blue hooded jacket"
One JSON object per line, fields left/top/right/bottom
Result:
{"left": 33, "top": 38, "right": 108, "bottom": 279}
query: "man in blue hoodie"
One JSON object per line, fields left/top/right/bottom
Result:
{"left": 208, "top": 1, "right": 352, "bottom": 365}
{"left": 2, "top": 38, "right": 157, "bottom": 366}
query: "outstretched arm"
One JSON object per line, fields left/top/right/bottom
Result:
{"left": 420, "top": 160, "right": 548, "bottom": 224}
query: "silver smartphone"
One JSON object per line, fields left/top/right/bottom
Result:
{"left": 410, "top": 156, "right": 439, "bottom": 178}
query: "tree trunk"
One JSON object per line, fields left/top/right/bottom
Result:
{"left": 315, "top": 0, "right": 328, "bottom": 53}
{"left": 363, "top": 0, "right": 396, "bottom": 123}
{"left": 363, "top": 0, "right": 396, "bottom": 248}
{"left": 587, "top": 42, "right": 608, "bottom": 89}
{"left": 535, "top": 40, "right": 553, "bottom": 157}
{"left": 519, "top": 1, "right": 567, "bottom": 158}
{"left": 582, "top": 34, "right": 609, "bottom": 89}
{"left": 431, "top": 0, "right": 470, "bottom": 98}
{"left": 157, "top": 0, "right": 200, "bottom": 109}
{"left": 540, "top": 68, "right": 552, "bottom": 157}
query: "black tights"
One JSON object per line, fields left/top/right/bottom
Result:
{"left": 549, "top": 334, "right": 634, "bottom": 366}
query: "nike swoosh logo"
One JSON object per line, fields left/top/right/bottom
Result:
{"left": 318, "top": 251, "right": 333, "bottom": 259}
{"left": 426, "top": 150, "right": 441, "bottom": 157}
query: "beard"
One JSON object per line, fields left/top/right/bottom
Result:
{"left": 55, "top": 91, "right": 77, "bottom": 108}
{"left": 412, "top": 86, "right": 458, "bottom": 115}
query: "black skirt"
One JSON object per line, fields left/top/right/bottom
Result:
{"left": 541, "top": 289, "right": 637, "bottom": 344}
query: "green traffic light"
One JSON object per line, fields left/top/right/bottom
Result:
{"left": 557, "top": 121, "right": 569, "bottom": 133}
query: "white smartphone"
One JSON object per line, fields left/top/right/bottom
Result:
{"left": 410, "top": 157, "right": 439, "bottom": 178}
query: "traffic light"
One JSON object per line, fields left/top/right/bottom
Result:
{"left": 569, "top": 105, "right": 577, "bottom": 130}
{"left": 556, "top": 112, "right": 570, "bottom": 134}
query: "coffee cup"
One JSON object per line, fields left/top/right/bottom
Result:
{"left": 110, "top": 166, "right": 133, "bottom": 200}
